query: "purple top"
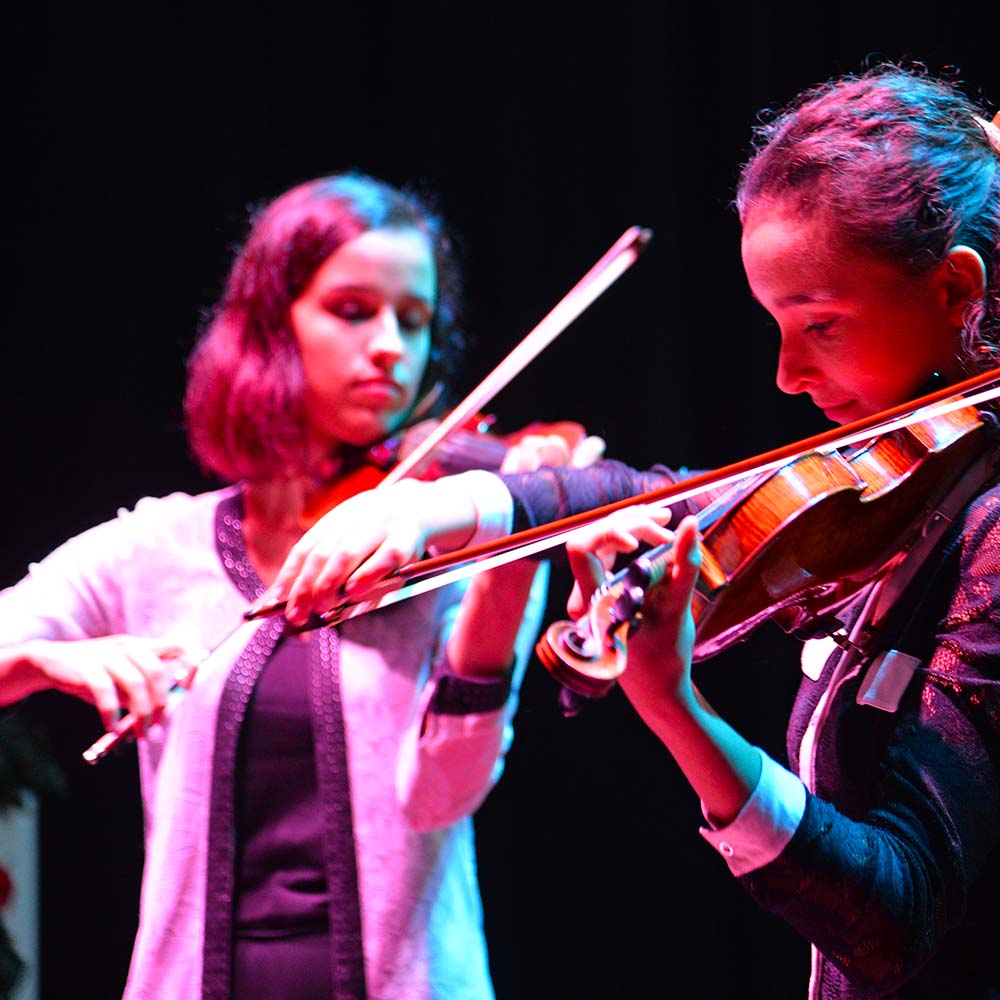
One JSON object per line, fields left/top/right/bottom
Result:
{"left": 234, "top": 635, "right": 328, "bottom": 937}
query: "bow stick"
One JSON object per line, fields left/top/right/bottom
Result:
{"left": 259, "top": 367, "right": 1000, "bottom": 631}
{"left": 383, "top": 225, "right": 652, "bottom": 486}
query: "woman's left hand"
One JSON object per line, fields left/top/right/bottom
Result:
{"left": 564, "top": 507, "right": 702, "bottom": 708}
{"left": 566, "top": 508, "right": 760, "bottom": 825}
{"left": 499, "top": 430, "right": 605, "bottom": 474}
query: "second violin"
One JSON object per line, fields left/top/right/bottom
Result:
{"left": 538, "top": 392, "right": 1000, "bottom": 699}
{"left": 298, "top": 414, "right": 589, "bottom": 527}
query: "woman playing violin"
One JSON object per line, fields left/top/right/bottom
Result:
{"left": 0, "top": 173, "right": 601, "bottom": 999}
{"left": 265, "top": 68, "right": 1000, "bottom": 997}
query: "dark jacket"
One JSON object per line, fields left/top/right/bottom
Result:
{"left": 502, "top": 461, "right": 1000, "bottom": 998}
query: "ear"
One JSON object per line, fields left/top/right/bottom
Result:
{"left": 939, "top": 245, "right": 987, "bottom": 326}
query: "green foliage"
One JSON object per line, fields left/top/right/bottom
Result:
{"left": 0, "top": 919, "right": 24, "bottom": 1000}
{"left": 0, "top": 712, "right": 64, "bottom": 999}
{"left": 0, "top": 714, "right": 64, "bottom": 811}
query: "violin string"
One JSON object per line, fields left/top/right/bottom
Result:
{"left": 314, "top": 459, "right": 808, "bottom": 629}
{"left": 318, "top": 380, "right": 1000, "bottom": 627}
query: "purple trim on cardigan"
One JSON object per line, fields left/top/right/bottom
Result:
{"left": 204, "top": 493, "right": 368, "bottom": 1000}
{"left": 202, "top": 615, "right": 284, "bottom": 1000}
{"left": 215, "top": 495, "right": 266, "bottom": 603}
{"left": 312, "top": 628, "right": 367, "bottom": 1000}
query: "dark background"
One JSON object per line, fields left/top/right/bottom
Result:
{"left": 2, "top": 2, "right": 996, "bottom": 997}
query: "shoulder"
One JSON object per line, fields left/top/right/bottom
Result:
{"left": 125, "top": 485, "right": 238, "bottom": 522}
{"left": 111, "top": 486, "right": 239, "bottom": 547}
{"left": 0, "top": 486, "right": 242, "bottom": 644}
{"left": 954, "top": 482, "right": 1000, "bottom": 574}
{"left": 24, "top": 486, "right": 240, "bottom": 578}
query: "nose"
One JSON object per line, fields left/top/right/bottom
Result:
{"left": 368, "top": 306, "right": 405, "bottom": 363}
{"left": 774, "top": 329, "right": 817, "bottom": 397}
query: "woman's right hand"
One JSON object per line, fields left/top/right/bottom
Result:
{"left": 0, "top": 636, "right": 199, "bottom": 731}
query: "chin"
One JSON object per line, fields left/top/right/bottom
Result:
{"left": 324, "top": 414, "right": 403, "bottom": 451}
{"left": 336, "top": 430, "right": 391, "bottom": 452}
{"left": 820, "top": 404, "right": 861, "bottom": 425}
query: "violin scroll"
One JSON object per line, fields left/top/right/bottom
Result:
{"left": 536, "top": 543, "right": 674, "bottom": 700}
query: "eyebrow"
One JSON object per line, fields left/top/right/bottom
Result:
{"left": 324, "top": 283, "right": 434, "bottom": 304}
{"left": 774, "top": 292, "right": 838, "bottom": 308}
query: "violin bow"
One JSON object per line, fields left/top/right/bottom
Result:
{"left": 82, "top": 225, "right": 653, "bottom": 763}
{"left": 271, "top": 367, "right": 1000, "bottom": 631}
{"left": 84, "top": 368, "right": 1000, "bottom": 763}
{"left": 383, "top": 225, "right": 652, "bottom": 485}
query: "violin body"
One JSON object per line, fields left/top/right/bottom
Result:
{"left": 693, "top": 404, "right": 990, "bottom": 657}
{"left": 299, "top": 416, "right": 587, "bottom": 528}
{"left": 539, "top": 403, "right": 996, "bottom": 697}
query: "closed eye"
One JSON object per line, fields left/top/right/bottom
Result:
{"left": 804, "top": 318, "right": 837, "bottom": 336}
{"left": 397, "top": 300, "right": 434, "bottom": 332}
{"left": 323, "top": 289, "right": 432, "bottom": 332}
{"left": 325, "top": 290, "right": 380, "bottom": 323}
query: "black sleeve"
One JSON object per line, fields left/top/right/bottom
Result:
{"left": 499, "top": 459, "right": 683, "bottom": 531}
{"left": 739, "top": 487, "right": 1000, "bottom": 995}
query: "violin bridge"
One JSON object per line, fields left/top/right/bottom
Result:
{"left": 830, "top": 629, "right": 863, "bottom": 655}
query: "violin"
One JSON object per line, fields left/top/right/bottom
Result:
{"left": 237, "top": 369, "right": 1000, "bottom": 651}
{"left": 537, "top": 391, "right": 1000, "bottom": 700}
{"left": 239, "top": 370, "right": 1000, "bottom": 705}
{"left": 299, "top": 415, "right": 587, "bottom": 528}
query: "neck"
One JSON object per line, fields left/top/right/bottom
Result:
{"left": 241, "top": 476, "right": 316, "bottom": 586}
{"left": 240, "top": 435, "right": 370, "bottom": 582}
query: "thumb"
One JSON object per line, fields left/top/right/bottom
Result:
{"left": 570, "top": 435, "right": 606, "bottom": 468}
{"left": 566, "top": 549, "right": 608, "bottom": 618}
{"left": 667, "top": 516, "right": 702, "bottom": 601}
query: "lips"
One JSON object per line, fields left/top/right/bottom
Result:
{"left": 351, "top": 378, "right": 405, "bottom": 405}
{"left": 817, "top": 401, "right": 858, "bottom": 424}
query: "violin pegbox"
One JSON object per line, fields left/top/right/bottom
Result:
{"left": 536, "top": 542, "right": 673, "bottom": 699}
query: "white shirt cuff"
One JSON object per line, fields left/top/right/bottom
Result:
{"left": 698, "top": 748, "right": 806, "bottom": 877}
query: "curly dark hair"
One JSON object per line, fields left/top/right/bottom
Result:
{"left": 184, "top": 173, "right": 465, "bottom": 482}
{"left": 736, "top": 64, "right": 1000, "bottom": 374}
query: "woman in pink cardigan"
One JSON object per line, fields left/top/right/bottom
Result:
{"left": 0, "top": 173, "right": 598, "bottom": 999}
